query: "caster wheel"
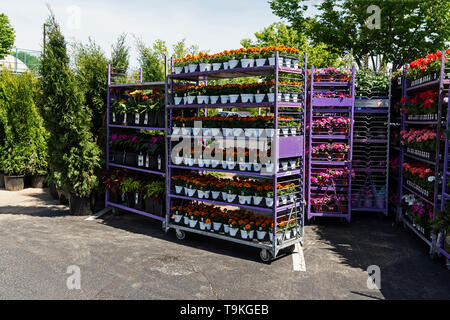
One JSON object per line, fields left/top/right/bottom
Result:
{"left": 446, "top": 259, "right": 450, "bottom": 270}
{"left": 260, "top": 249, "right": 272, "bottom": 263}
{"left": 287, "top": 245, "right": 296, "bottom": 254}
{"left": 175, "top": 229, "right": 186, "bottom": 240}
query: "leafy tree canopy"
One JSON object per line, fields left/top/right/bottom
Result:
{"left": 0, "top": 14, "right": 15, "bottom": 60}
{"left": 241, "top": 22, "right": 339, "bottom": 68}
{"left": 269, "top": 0, "right": 450, "bottom": 69}
{"left": 111, "top": 33, "right": 129, "bottom": 74}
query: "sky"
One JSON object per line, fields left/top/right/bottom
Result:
{"left": 3, "top": 0, "right": 290, "bottom": 68}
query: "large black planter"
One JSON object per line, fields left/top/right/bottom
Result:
{"left": 111, "top": 112, "right": 125, "bottom": 125}
{"left": 4, "top": 175, "right": 25, "bottom": 191}
{"left": 49, "top": 183, "right": 59, "bottom": 199}
{"left": 126, "top": 192, "right": 136, "bottom": 208}
{"left": 31, "top": 174, "right": 46, "bottom": 188}
{"left": 156, "top": 111, "right": 165, "bottom": 128}
{"left": 144, "top": 197, "right": 155, "bottom": 214}
{"left": 136, "top": 193, "right": 145, "bottom": 211}
{"left": 69, "top": 193, "right": 92, "bottom": 216}
{"left": 108, "top": 191, "right": 120, "bottom": 204}
{"left": 125, "top": 152, "right": 138, "bottom": 167}
{"left": 126, "top": 112, "right": 136, "bottom": 126}
{"left": 0, "top": 172, "right": 4, "bottom": 188}
{"left": 149, "top": 155, "right": 158, "bottom": 170}
{"left": 153, "top": 197, "right": 165, "bottom": 217}
{"left": 114, "top": 151, "right": 125, "bottom": 164}
{"left": 147, "top": 111, "right": 157, "bottom": 127}
{"left": 57, "top": 189, "right": 69, "bottom": 205}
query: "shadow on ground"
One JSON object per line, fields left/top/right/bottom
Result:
{"left": 310, "top": 212, "right": 450, "bottom": 299}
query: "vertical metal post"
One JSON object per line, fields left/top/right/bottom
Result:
{"left": 301, "top": 52, "right": 307, "bottom": 239}
{"left": 347, "top": 65, "right": 356, "bottom": 223}
{"left": 397, "top": 68, "right": 407, "bottom": 222}
{"left": 272, "top": 51, "right": 280, "bottom": 255}
{"left": 307, "top": 66, "right": 314, "bottom": 221}
{"left": 105, "top": 64, "right": 111, "bottom": 208}
{"left": 164, "top": 56, "right": 171, "bottom": 232}
{"left": 385, "top": 70, "right": 393, "bottom": 214}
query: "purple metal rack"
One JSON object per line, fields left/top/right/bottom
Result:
{"left": 398, "top": 51, "right": 449, "bottom": 258}
{"left": 105, "top": 64, "right": 167, "bottom": 221}
{"left": 307, "top": 66, "right": 356, "bottom": 223}
{"left": 164, "top": 52, "right": 307, "bottom": 262}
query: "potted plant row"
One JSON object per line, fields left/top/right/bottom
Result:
{"left": 400, "top": 128, "right": 444, "bottom": 160}
{"left": 101, "top": 169, "right": 166, "bottom": 216}
{"left": 403, "top": 162, "right": 435, "bottom": 198}
{"left": 110, "top": 88, "right": 165, "bottom": 128}
{"left": 173, "top": 81, "right": 303, "bottom": 106}
{"left": 402, "top": 194, "right": 434, "bottom": 239}
{"left": 312, "top": 67, "right": 352, "bottom": 82}
{"left": 400, "top": 90, "right": 440, "bottom": 120}
{"left": 406, "top": 49, "right": 450, "bottom": 87}
{"left": 311, "top": 195, "right": 348, "bottom": 213}
{"left": 171, "top": 115, "right": 300, "bottom": 137}
{"left": 312, "top": 116, "right": 352, "bottom": 135}
{"left": 109, "top": 133, "right": 165, "bottom": 172}
{"left": 311, "top": 144, "right": 350, "bottom": 161}
{"left": 173, "top": 45, "right": 302, "bottom": 74}
{"left": 172, "top": 174, "right": 296, "bottom": 208}
{"left": 310, "top": 168, "right": 354, "bottom": 187}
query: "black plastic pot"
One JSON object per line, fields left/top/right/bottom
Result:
{"left": 156, "top": 111, "right": 165, "bottom": 128}
{"left": 125, "top": 152, "right": 138, "bottom": 167}
{"left": 0, "top": 172, "right": 4, "bottom": 188}
{"left": 69, "top": 193, "right": 92, "bottom": 216}
{"left": 4, "top": 175, "right": 25, "bottom": 191}
{"left": 49, "top": 183, "right": 59, "bottom": 199}
{"left": 126, "top": 112, "right": 136, "bottom": 126}
{"left": 114, "top": 151, "right": 125, "bottom": 164}
{"left": 31, "top": 174, "right": 46, "bottom": 188}
{"left": 153, "top": 197, "right": 165, "bottom": 217}
{"left": 136, "top": 193, "right": 145, "bottom": 211}
{"left": 126, "top": 192, "right": 136, "bottom": 208}
{"left": 147, "top": 110, "right": 157, "bottom": 127}
{"left": 57, "top": 189, "right": 69, "bottom": 205}
{"left": 149, "top": 155, "right": 158, "bottom": 170}
{"left": 139, "top": 112, "right": 147, "bottom": 126}
{"left": 108, "top": 191, "right": 120, "bottom": 204}
{"left": 144, "top": 197, "right": 155, "bottom": 213}
{"left": 111, "top": 112, "right": 124, "bottom": 125}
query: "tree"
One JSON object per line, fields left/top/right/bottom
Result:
{"left": 172, "top": 38, "right": 200, "bottom": 59}
{"left": 111, "top": 33, "right": 129, "bottom": 75}
{"left": 0, "top": 14, "right": 15, "bottom": 60}
{"left": 0, "top": 70, "right": 48, "bottom": 177}
{"left": 72, "top": 38, "right": 109, "bottom": 150}
{"left": 39, "top": 12, "right": 100, "bottom": 209}
{"left": 241, "top": 22, "right": 339, "bottom": 68}
{"left": 269, "top": 0, "right": 450, "bottom": 69}
{"left": 137, "top": 38, "right": 168, "bottom": 82}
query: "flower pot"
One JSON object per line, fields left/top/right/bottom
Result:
{"left": 188, "top": 64, "right": 198, "bottom": 73}
{"left": 280, "top": 161, "right": 289, "bottom": 171}
{"left": 244, "top": 128, "right": 256, "bottom": 137}
{"left": 240, "top": 229, "right": 251, "bottom": 240}
{"left": 254, "top": 93, "right": 266, "bottom": 103}
{"left": 283, "top": 93, "right": 291, "bottom": 102}
{"left": 220, "top": 95, "right": 230, "bottom": 104}
{"left": 69, "top": 193, "right": 92, "bottom": 216}
{"left": 183, "top": 66, "right": 189, "bottom": 73}
{"left": 210, "top": 128, "right": 221, "bottom": 136}
{"left": 267, "top": 94, "right": 275, "bottom": 103}
{"left": 186, "top": 96, "right": 196, "bottom": 104}
{"left": 189, "top": 219, "right": 198, "bottom": 228}
{"left": 227, "top": 161, "right": 236, "bottom": 170}
{"left": 289, "top": 160, "right": 297, "bottom": 169}
{"left": 203, "top": 159, "right": 211, "bottom": 168}
{"left": 240, "top": 93, "right": 254, "bottom": 103}
{"left": 335, "top": 153, "right": 346, "bottom": 161}
{"left": 173, "top": 214, "right": 183, "bottom": 223}
{"left": 211, "top": 191, "right": 221, "bottom": 200}
{"left": 284, "top": 58, "right": 292, "bottom": 68}
{"left": 228, "top": 59, "right": 239, "bottom": 69}
{"left": 199, "top": 63, "right": 211, "bottom": 72}
{"left": 253, "top": 163, "right": 262, "bottom": 172}
{"left": 197, "top": 96, "right": 209, "bottom": 104}
{"left": 212, "top": 63, "right": 222, "bottom": 71}
{"left": 211, "top": 160, "right": 220, "bottom": 168}
{"left": 202, "top": 128, "right": 212, "bottom": 136}
{"left": 223, "top": 62, "right": 229, "bottom": 70}
{"left": 157, "top": 112, "right": 165, "bottom": 128}
{"left": 238, "top": 195, "right": 252, "bottom": 205}
{"left": 199, "top": 221, "right": 207, "bottom": 230}
{"left": 213, "top": 222, "right": 222, "bottom": 231}
{"left": 240, "top": 58, "right": 254, "bottom": 68}
{"left": 222, "top": 192, "right": 228, "bottom": 201}
{"left": 227, "top": 194, "right": 237, "bottom": 203}
{"left": 210, "top": 96, "right": 219, "bottom": 104}
{"left": 265, "top": 197, "right": 274, "bottom": 208}
{"left": 255, "top": 58, "right": 267, "bottom": 67}
{"left": 229, "top": 94, "right": 240, "bottom": 104}
{"left": 4, "top": 175, "right": 25, "bottom": 191}
{"left": 292, "top": 60, "right": 299, "bottom": 69}
{"left": 281, "top": 128, "right": 290, "bottom": 136}
{"left": 174, "top": 66, "right": 183, "bottom": 74}
{"left": 223, "top": 128, "right": 234, "bottom": 137}
{"left": 183, "top": 216, "right": 190, "bottom": 225}
{"left": 181, "top": 127, "right": 192, "bottom": 136}
{"left": 31, "top": 174, "right": 46, "bottom": 188}
{"left": 223, "top": 224, "right": 230, "bottom": 234}
{"left": 253, "top": 196, "right": 263, "bottom": 206}
{"left": 284, "top": 229, "right": 292, "bottom": 240}
{"left": 280, "top": 195, "right": 288, "bottom": 205}
{"left": 173, "top": 156, "right": 183, "bottom": 165}
{"left": 203, "top": 190, "right": 211, "bottom": 199}
{"left": 252, "top": 231, "right": 265, "bottom": 243}
{"left": 175, "top": 185, "right": 183, "bottom": 194}
{"left": 229, "top": 227, "right": 239, "bottom": 237}
{"left": 187, "top": 188, "right": 196, "bottom": 197}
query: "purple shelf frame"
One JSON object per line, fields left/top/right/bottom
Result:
{"left": 109, "top": 163, "right": 165, "bottom": 175}
{"left": 164, "top": 52, "right": 308, "bottom": 260}
{"left": 106, "top": 201, "right": 165, "bottom": 222}
{"left": 168, "top": 164, "right": 301, "bottom": 178}
{"left": 108, "top": 124, "right": 165, "bottom": 131}
{"left": 307, "top": 65, "right": 356, "bottom": 223}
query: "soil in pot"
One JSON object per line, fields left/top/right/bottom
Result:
{"left": 31, "top": 174, "right": 47, "bottom": 188}
{"left": 69, "top": 193, "right": 92, "bottom": 216}
{"left": 4, "top": 175, "right": 25, "bottom": 191}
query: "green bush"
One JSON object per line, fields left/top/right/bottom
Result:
{"left": 0, "top": 70, "right": 48, "bottom": 176}
{"left": 39, "top": 14, "right": 100, "bottom": 197}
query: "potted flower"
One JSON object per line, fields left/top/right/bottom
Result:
{"left": 171, "top": 205, "right": 183, "bottom": 223}
{"left": 120, "top": 177, "right": 142, "bottom": 209}
{"left": 240, "top": 222, "right": 254, "bottom": 240}
{"left": 228, "top": 219, "right": 239, "bottom": 237}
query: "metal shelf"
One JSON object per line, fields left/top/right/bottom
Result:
{"left": 109, "top": 163, "right": 165, "bottom": 175}
{"left": 106, "top": 201, "right": 165, "bottom": 222}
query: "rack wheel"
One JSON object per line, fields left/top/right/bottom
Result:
{"left": 446, "top": 259, "right": 450, "bottom": 271}
{"left": 175, "top": 229, "right": 186, "bottom": 240}
{"left": 260, "top": 249, "right": 272, "bottom": 263}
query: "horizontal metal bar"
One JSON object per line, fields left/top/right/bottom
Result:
{"left": 107, "top": 201, "right": 165, "bottom": 222}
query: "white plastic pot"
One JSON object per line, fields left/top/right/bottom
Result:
{"left": 229, "top": 227, "right": 238, "bottom": 237}
{"left": 186, "top": 96, "right": 196, "bottom": 104}
{"left": 240, "top": 58, "right": 254, "bottom": 68}
{"left": 227, "top": 193, "right": 237, "bottom": 203}
{"left": 255, "top": 58, "right": 267, "bottom": 67}
{"left": 211, "top": 191, "right": 221, "bottom": 200}
{"left": 229, "top": 94, "right": 240, "bottom": 103}
{"left": 210, "top": 96, "right": 219, "bottom": 104}
{"left": 220, "top": 95, "right": 230, "bottom": 104}
{"left": 233, "top": 128, "right": 244, "bottom": 137}
{"left": 199, "top": 63, "right": 211, "bottom": 72}
{"left": 212, "top": 63, "right": 222, "bottom": 71}
{"left": 197, "top": 96, "right": 209, "bottom": 104}
{"left": 223, "top": 62, "right": 229, "bottom": 70}
{"left": 175, "top": 186, "right": 183, "bottom": 194}
{"left": 174, "top": 66, "right": 183, "bottom": 74}
{"left": 188, "top": 64, "right": 198, "bottom": 73}
{"left": 173, "top": 214, "right": 183, "bottom": 223}
{"left": 189, "top": 219, "right": 198, "bottom": 228}
{"left": 174, "top": 96, "right": 183, "bottom": 105}
{"left": 253, "top": 196, "right": 263, "bottom": 206}
{"left": 213, "top": 222, "right": 222, "bottom": 231}
{"left": 256, "top": 230, "right": 267, "bottom": 241}
{"left": 239, "top": 195, "right": 252, "bottom": 205}
{"left": 265, "top": 197, "right": 274, "bottom": 208}
{"left": 228, "top": 59, "right": 239, "bottom": 69}
{"left": 241, "top": 93, "right": 254, "bottom": 103}
{"left": 254, "top": 93, "right": 266, "bottom": 103}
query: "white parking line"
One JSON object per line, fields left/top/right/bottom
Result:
{"left": 85, "top": 207, "right": 112, "bottom": 221}
{"left": 292, "top": 243, "right": 306, "bottom": 272}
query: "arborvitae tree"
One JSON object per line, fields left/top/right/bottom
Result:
{"left": 0, "top": 70, "right": 48, "bottom": 176}
{"left": 39, "top": 13, "right": 100, "bottom": 209}
{"left": 111, "top": 33, "right": 129, "bottom": 75}
{"left": 0, "top": 13, "right": 15, "bottom": 60}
